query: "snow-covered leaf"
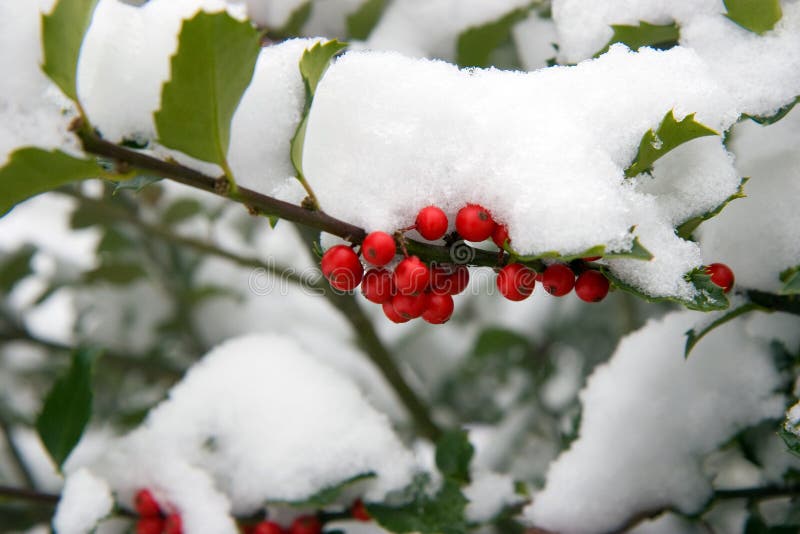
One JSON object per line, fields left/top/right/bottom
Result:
{"left": 626, "top": 110, "right": 718, "bottom": 177}
{"left": 267, "top": 472, "right": 375, "bottom": 508}
{"left": 602, "top": 267, "right": 729, "bottom": 311}
{"left": 515, "top": 237, "right": 652, "bottom": 263}
{"left": 0, "top": 148, "right": 110, "bottom": 217}
{"left": 744, "top": 97, "right": 799, "bottom": 125}
{"left": 724, "top": 0, "right": 782, "bottom": 35}
{"left": 347, "top": 0, "right": 387, "bottom": 40}
{"left": 456, "top": 6, "right": 530, "bottom": 68}
{"left": 684, "top": 302, "right": 767, "bottom": 358}
{"left": 36, "top": 348, "right": 99, "bottom": 468}
{"left": 41, "top": 0, "right": 99, "bottom": 102}
{"left": 595, "top": 21, "right": 679, "bottom": 57}
{"left": 154, "top": 12, "right": 260, "bottom": 170}
{"left": 291, "top": 40, "right": 348, "bottom": 180}
{"left": 676, "top": 177, "right": 748, "bottom": 240}
{"left": 367, "top": 477, "right": 469, "bottom": 534}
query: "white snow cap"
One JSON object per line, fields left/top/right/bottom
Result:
{"left": 53, "top": 468, "right": 114, "bottom": 534}
{"left": 524, "top": 311, "right": 785, "bottom": 533}
{"left": 69, "top": 334, "right": 417, "bottom": 533}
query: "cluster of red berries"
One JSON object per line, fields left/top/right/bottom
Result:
{"left": 320, "top": 205, "right": 737, "bottom": 322}
{"left": 240, "top": 500, "right": 370, "bottom": 534}
{"left": 134, "top": 489, "right": 182, "bottom": 534}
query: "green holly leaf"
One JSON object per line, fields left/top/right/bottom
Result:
{"left": 113, "top": 175, "right": 162, "bottom": 194}
{"left": 36, "top": 348, "right": 100, "bottom": 468}
{"left": 162, "top": 198, "right": 203, "bottom": 225}
{"left": 435, "top": 429, "right": 474, "bottom": 485}
{"left": 41, "top": 0, "right": 100, "bottom": 102}
{"left": 744, "top": 97, "right": 799, "bottom": 126}
{"left": 0, "top": 148, "right": 111, "bottom": 217}
{"left": 780, "top": 266, "right": 800, "bottom": 295}
{"left": 155, "top": 12, "right": 260, "bottom": 172}
{"left": 347, "top": 0, "right": 387, "bottom": 40}
{"left": 514, "top": 237, "right": 652, "bottom": 263}
{"left": 601, "top": 266, "right": 730, "bottom": 312}
{"left": 291, "top": 40, "right": 348, "bottom": 180}
{"left": 684, "top": 301, "right": 768, "bottom": 358}
{"left": 456, "top": 6, "right": 530, "bottom": 68}
{"left": 266, "top": 472, "right": 375, "bottom": 508}
{"left": 278, "top": 1, "right": 312, "bottom": 37}
{"left": 84, "top": 261, "right": 147, "bottom": 285}
{"left": 367, "top": 478, "right": 469, "bottom": 534}
{"left": 0, "top": 245, "right": 36, "bottom": 295}
{"left": 676, "top": 177, "right": 748, "bottom": 240}
{"left": 595, "top": 21, "right": 679, "bottom": 57}
{"left": 625, "top": 110, "right": 718, "bottom": 178}
{"left": 724, "top": 0, "right": 782, "bottom": 35}
{"left": 780, "top": 426, "right": 800, "bottom": 458}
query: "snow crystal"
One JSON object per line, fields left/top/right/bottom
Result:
{"left": 78, "top": 0, "right": 245, "bottom": 143}
{"left": 303, "top": 45, "right": 745, "bottom": 298}
{"left": 53, "top": 468, "right": 114, "bottom": 534}
{"left": 365, "top": 0, "right": 531, "bottom": 60}
{"left": 699, "top": 110, "right": 800, "bottom": 292}
{"left": 525, "top": 310, "right": 784, "bottom": 533}
{"left": 71, "top": 334, "right": 417, "bottom": 531}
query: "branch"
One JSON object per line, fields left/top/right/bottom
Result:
{"left": 0, "top": 485, "right": 60, "bottom": 505}
{"left": 0, "top": 417, "right": 36, "bottom": 489}
{"left": 77, "top": 129, "right": 515, "bottom": 270}
{"left": 746, "top": 289, "right": 800, "bottom": 316}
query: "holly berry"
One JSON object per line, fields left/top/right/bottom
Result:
{"left": 415, "top": 206, "right": 449, "bottom": 241}
{"left": 582, "top": 256, "right": 602, "bottom": 262}
{"left": 289, "top": 515, "right": 321, "bottom": 534}
{"left": 455, "top": 204, "right": 496, "bottom": 242}
{"left": 351, "top": 499, "right": 371, "bottom": 522}
{"left": 361, "top": 269, "right": 394, "bottom": 303}
{"left": 497, "top": 263, "right": 536, "bottom": 301}
{"left": 321, "top": 245, "right": 363, "bottom": 291}
{"left": 164, "top": 513, "right": 183, "bottom": 534}
{"left": 430, "top": 265, "right": 469, "bottom": 295}
{"left": 361, "top": 231, "right": 396, "bottom": 266}
{"left": 422, "top": 293, "right": 454, "bottom": 324}
{"left": 542, "top": 264, "right": 575, "bottom": 297}
{"left": 491, "top": 224, "right": 510, "bottom": 249}
{"left": 575, "top": 270, "right": 610, "bottom": 302}
{"left": 134, "top": 489, "right": 161, "bottom": 517}
{"left": 382, "top": 301, "right": 410, "bottom": 323}
{"left": 136, "top": 518, "right": 165, "bottom": 534}
{"left": 392, "top": 293, "right": 428, "bottom": 319}
{"left": 393, "top": 256, "right": 430, "bottom": 295}
{"left": 253, "top": 521, "right": 285, "bottom": 534}
{"left": 706, "top": 262, "right": 734, "bottom": 293}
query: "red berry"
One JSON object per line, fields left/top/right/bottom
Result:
{"left": 289, "top": 515, "right": 321, "bottom": 534}
{"left": 164, "top": 513, "right": 183, "bottom": 534}
{"left": 422, "top": 293, "right": 454, "bottom": 324}
{"left": 455, "top": 204, "right": 495, "bottom": 242}
{"left": 253, "top": 521, "right": 285, "bottom": 534}
{"left": 392, "top": 293, "right": 428, "bottom": 319}
{"left": 393, "top": 256, "right": 430, "bottom": 295}
{"left": 361, "top": 231, "right": 396, "bottom": 266}
{"left": 136, "top": 518, "right": 165, "bottom": 534}
{"left": 415, "top": 206, "right": 449, "bottom": 241}
{"left": 430, "top": 265, "right": 470, "bottom": 295}
{"left": 321, "top": 245, "right": 363, "bottom": 291}
{"left": 491, "top": 224, "right": 510, "bottom": 249}
{"left": 496, "top": 263, "right": 536, "bottom": 301}
{"left": 361, "top": 269, "right": 394, "bottom": 303}
{"left": 382, "top": 301, "right": 410, "bottom": 323}
{"left": 134, "top": 489, "right": 161, "bottom": 517}
{"left": 351, "top": 499, "right": 371, "bottom": 522}
{"left": 542, "top": 264, "right": 575, "bottom": 297}
{"left": 705, "top": 262, "right": 734, "bottom": 293}
{"left": 575, "top": 270, "right": 610, "bottom": 302}
{"left": 582, "top": 256, "right": 602, "bottom": 262}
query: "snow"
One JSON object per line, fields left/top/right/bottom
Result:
{"left": 241, "top": 0, "right": 307, "bottom": 28}
{"left": 787, "top": 400, "right": 800, "bottom": 437}
{"left": 463, "top": 469, "right": 522, "bottom": 523}
{"left": 699, "top": 109, "right": 800, "bottom": 292}
{"left": 53, "top": 468, "right": 114, "bottom": 534}
{"left": 68, "top": 334, "right": 418, "bottom": 531}
{"left": 365, "top": 0, "right": 531, "bottom": 60}
{"left": 303, "top": 45, "right": 748, "bottom": 299}
{"left": 525, "top": 310, "right": 785, "bottom": 533}
{"left": 512, "top": 12, "right": 559, "bottom": 71}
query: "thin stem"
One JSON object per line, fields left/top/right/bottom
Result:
{"left": 295, "top": 226, "right": 442, "bottom": 441}
{"left": 0, "top": 417, "right": 36, "bottom": 489}
{"left": 0, "top": 485, "right": 60, "bottom": 505}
